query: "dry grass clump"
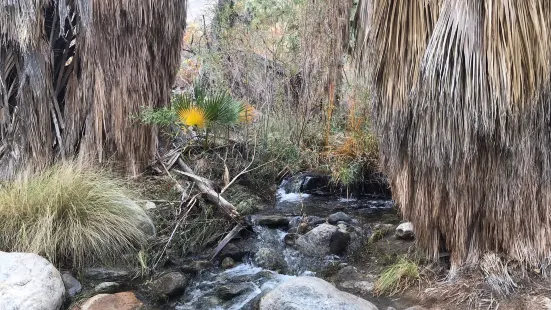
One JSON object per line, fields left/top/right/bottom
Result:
{"left": 0, "top": 163, "right": 151, "bottom": 269}
{"left": 375, "top": 256, "right": 420, "bottom": 296}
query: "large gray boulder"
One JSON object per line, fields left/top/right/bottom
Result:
{"left": 0, "top": 252, "right": 65, "bottom": 310}
{"left": 295, "top": 224, "right": 350, "bottom": 256}
{"left": 260, "top": 276, "right": 378, "bottom": 310}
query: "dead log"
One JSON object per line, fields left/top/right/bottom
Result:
{"left": 174, "top": 157, "right": 239, "bottom": 218}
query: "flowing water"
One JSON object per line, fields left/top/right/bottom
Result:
{"left": 174, "top": 176, "right": 395, "bottom": 309}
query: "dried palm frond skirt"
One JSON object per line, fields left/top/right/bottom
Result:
{"left": 0, "top": 0, "right": 187, "bottom": 179}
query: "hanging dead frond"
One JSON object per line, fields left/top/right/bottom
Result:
{"left": 0, "top": 0, "right": 187, "bottom": 179}
{"left": 356, "top": 0, "right": 551, "bottom": 270}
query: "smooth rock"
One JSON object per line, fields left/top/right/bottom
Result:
{"left": 259, "top": 276, "right": 378, "bottom": 310}
{"left": 396, "top": 222, "right": 415, "bottom": 240}
{"left": 215, "top": 283, "right": 254, "bottom": 300}
{"left": 254, "top": 248, "right": 287, "bottom": 271}
{"left": 120, "top": 198, "right": 156, "bottom": 236}
{"left": 0, "top": 252, "right": 65, "bottom": 310}
{"left": 295, "top": 224, "right": 338, "bottom": 256}
{"left": 221, "top": 257, "right": 236, "bottom": 269}
{"left": 94, "top": 282, "right": 121, "bottom": 294}
{"left": 144, "top": 201, "right": 157, "bottom": 210}
{"left": 386, "top": 307, "right": 397, "bottom": 310}
{"left": 62, "top": 272, "right": 82, "bottom": 298}
{"left": 288, "top": 227, "right": 298, "bottom": 234}
{"left": 404, "top": 307, "right": 428, "bottom": 310}
{"left": 83, "top": 267, "right": 133, "bottom": 282}
{"left": 150, "top": 272, "right": 188, "bottom": 297}
{"left": 79, "top": 292, "right": 143, "bottom": 310}
{"left": 327, "top": 212, "right": 351, "bottom": 225}
{"left": 330, "top": 229, "right": 351, "bottom": 255}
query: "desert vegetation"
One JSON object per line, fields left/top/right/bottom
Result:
{"left": 3, "top": 0, "right": 551, "bottom": 309}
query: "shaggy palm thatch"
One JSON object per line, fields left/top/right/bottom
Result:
{"left": 0, "top": 163, "right": 151, "bottom": 268}
{"left": 0, "top": 0, "right": 186, "bottom": 180}
{"left": 356, "top": 0, "right": 551, "bottom": 269}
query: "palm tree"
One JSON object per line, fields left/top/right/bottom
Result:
{"left": 356, "top": 0, "right": 551, "bottom": 271}
{"left": 0, "top": 0, "right": 187, "bottom": 179}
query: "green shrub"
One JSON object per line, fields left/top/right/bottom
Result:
{"left": 0, "top": 163, "right": 150, "bottom": 269}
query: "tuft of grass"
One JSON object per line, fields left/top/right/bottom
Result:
{"left": 0, "top": 163, "right": 151, "bottom": 269}
{"left": 374, "top": 256, "right": 420, "bottom": 296}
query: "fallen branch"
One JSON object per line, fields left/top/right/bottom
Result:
{"left": 210, "top": 224, "right": 243, "bottom": 260}
{"left": 175, "top": 157, "right": 239, "bottom": 218}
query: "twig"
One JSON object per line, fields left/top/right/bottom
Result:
{"left": 156, "top": 152, "right": 184, "bottom": 192}
{"left": 152, "top": 193, "right": 200, "bottom": 270}
{"left": 210, "top": 224, "right": 243, "bottom": 260}
{"left": 220, "top": 134, "right": 257, "bottom": 194}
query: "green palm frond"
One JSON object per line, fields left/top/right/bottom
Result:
{"left": 171, "top": 93, "right": 194, "bottom": 112}
{"left": 199, "top": 91, "right": 244, "bottom": 125}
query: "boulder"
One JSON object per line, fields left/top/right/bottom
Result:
{"left": 221, "top": 257, "right": 236, "bottom": 269}
{"left": 94, "top": 282, "right": 121, "bottom": 294}
{"left": 149, "top": 272, "right": 188, "bottom": 297}
{"left": 330, "top": 228, "right": 351, "bottom": 255}
{"left": 327, "top": 212, "right": 352, "bottom": 225}
{"left": 120, "top": 198, "right": 156, "bottom": 236}
{"left": 396, "top": 222, "right": 415, "bottom": 240}
{"left": 255, "top": 248, "right": 287, "bottom": 271}
{"left": 79, "top": 292, "right": 143, "bottom": 310}
{"left": 62, "top": 272, "right": 82, "bottom": 298}
{"left": 296, "top": 224, "right": 351, "bottom": 257}
{"left": 260, "top": 277, "right": 378, "bottom": 310}
{"left": 0, "top": 252, "right": 65, "bottom": 310}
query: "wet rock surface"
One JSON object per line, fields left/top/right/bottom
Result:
{"left": 94, "top": 282, "right": 121, "bottom": 294}
{"left": 255, "top": 247, "right": 287, "bottom": 271}
{"left": 328, "top": 211, "right": 352, "bottom": 224}
{"left": 259, "top": 276, "right": 378, "bottom": 310}
{"left": 295, "top": 223, "right": 345, "bottom": 256}
{"left": 62, "top": 272, "right": 82, "bottom": 298}
{"left": 149, "top": 271, "right": 188, "bottom": 297}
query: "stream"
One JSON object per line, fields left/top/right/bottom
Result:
{"left": 172, "top": 174, "right": 395, "bottom": 309}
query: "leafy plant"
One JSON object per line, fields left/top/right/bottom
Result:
{"left": 141, "top": 80, "right": 245, "bottom": 130}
